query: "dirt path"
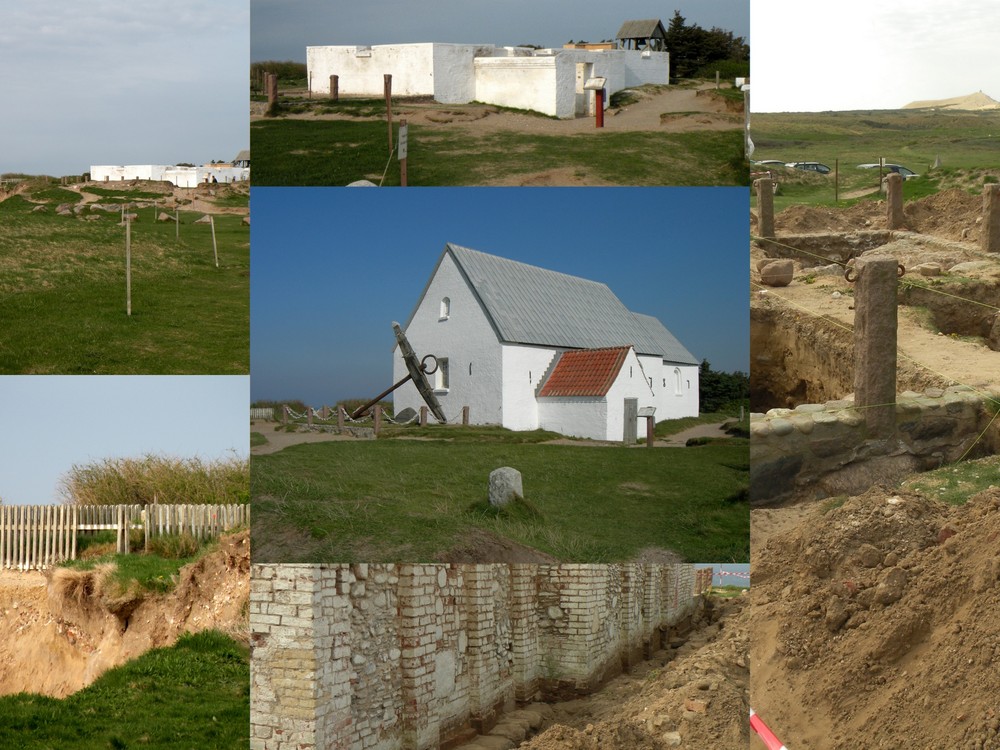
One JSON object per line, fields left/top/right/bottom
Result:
{"left": 252, "top": 83, "right": 742, "bottom": 136}
{"left": 251, "top": 425, "right": 358, "bottom": 455}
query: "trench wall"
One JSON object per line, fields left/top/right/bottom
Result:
{"left": 250, "top": 563, "right": 707, "bottom": 750}
{"left": 751, "top": 385, "right": 1000, "bottom": 505}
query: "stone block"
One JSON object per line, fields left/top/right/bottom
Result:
{"left": 759, "top": 259, "right": 794, "bottom": 287}
{"left": 489, "top": 467, "right": 523, "bottom": 508}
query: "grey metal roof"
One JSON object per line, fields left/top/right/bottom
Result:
{"left": 616, "top": 19, "right": 667, "bottom": 40}
{"left": 233, "top": 149, "right": 250, "bottom": 163}
{"left": 632, "top": 312, "right": 699, "bottom": 365}
{"left": 405, "top": 244, "right": 694, "bottom": 361}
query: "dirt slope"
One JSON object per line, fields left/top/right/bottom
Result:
{"left": 751, "top": 487, "right": 1000, "bottom": 749}
{"left": 0, "top": 530, "right": 249, "bottom": 698}
{"left": 519, "top": 595, "right": 749, "bottom": 750}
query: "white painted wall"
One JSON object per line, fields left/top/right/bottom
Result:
{"left": 308, "top": 44, "right": 438, "bottom": 97}
{"left": 305, "top": 42, "right": 669, "bottom": 118}
{"left": 474, "top": 57, "right": 560, "bottom": 116}
{"left": 392, "top": 252, "right": 503, "bottom": 424}
{"left": 89, "top": 165, "right": 248, "bottom": 187}
{"left": 537, "top": 398, "right": 607, "bottom": 440}
{"left": 499, "top": 344, "right": 560, "bottom": 431}
{"left": 640, "top": 356, "right": 699, "bottom": 422}
{"left": 622, "top": 50, "right": 670, "bottom": 87}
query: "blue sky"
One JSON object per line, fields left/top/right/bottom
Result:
{"left": 251, "top": 187, "right": 749, "bottom": 407}
{"left": 0, "top": 377, "right": 249, "bottom": 505}
{"left": 251, "top": 0, "right": 749, "bottom": 61}
{"left": 0, "top": 1, "right": 249, "bottom": 176}
{"left": 752, "top": 0, "right": 1000, "bottom": 112}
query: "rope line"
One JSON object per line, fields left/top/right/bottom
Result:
{"left": 379, "top": 146, "right": 397, "bottom": 187}
{"left": 751, "top": 234, "right": 850, "bottom": 268}
{"left": 899, "top": 277, "right": 1000, "bottom": 312}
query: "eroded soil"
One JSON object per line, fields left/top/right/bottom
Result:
{"left": 0, "top": 530, "right": 249, "bottom": 697}
{"left": 751, "top": 486, "right": 1000, "bottom": 750}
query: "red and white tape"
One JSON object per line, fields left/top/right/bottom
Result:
{"left": 717, "top": 570, "right": 751, "bottom": 579}
{"left": 750, "top": 709, "right": 788, "bottom": 750}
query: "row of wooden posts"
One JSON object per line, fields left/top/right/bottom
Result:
{"left": 0, "top": 503, "right": 249, "bottom": 571}
{"left": 262, "top": 71, "right": 409, "bottom": 186}
{"left": 123, "top": 207, "right": 220, "bottom": 317}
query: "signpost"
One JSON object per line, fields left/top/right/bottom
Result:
{"left": 398, "top": 120, "right": 408, "bottom": 187}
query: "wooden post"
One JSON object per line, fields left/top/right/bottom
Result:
{"left": 645, "top": 415, "right": 655, "bottom": 447}
{"left": 886, "top": 173, "right": 904, "bottom": 229}
{"left": 715, "top": 70, "right": 720, "bottom": 89}
{"left": 282, "top": 405, "right": 288, "bottom": 425}
{"left": 175, "top": 208, "right": 180, "bottom": 241}
{"left": 384, "top": 74, "right": 393, "bottom": 153}
{"left": 330, "top": 74, "right": 339, "bottom": 102}
{"left": 754, "top": 178, "right": 775, "bottom": 239}
{"left": 337, "top": 405, "right": 345, "bottom": 430}
{"left": 982, "top": 183, "right": 1000, "bottom": 254}
{"left": 210, "top": 215, "right": 219, "bottom": 267}
{"left": 462, "top": 405, "right": 470, "bottom": 425}
{"left": 374, "top": 405, "right": 382, "bottom": 436}
{"left": 420, "top": 406, "right": 428, "bottom": 426}
{"left": 307, "top": 407, "right": 314, "bottom": 428}
{"left": 853, "top": 255, "right": 899, "bottom": 438}
{"left": 126, "top": 216, "right": 132, "bottom": 316}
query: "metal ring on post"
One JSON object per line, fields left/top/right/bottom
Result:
{"left": 897, "top": 263, "right": 906, "bottom": 278}
{"left": 844, "top": 266, "right": 858, "bottom": 283}
{"left": 419, "top": 354, "right": 439, "bottom": 375}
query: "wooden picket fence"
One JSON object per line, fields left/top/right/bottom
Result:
{"left": 0, "top": 503, "right": 249, "bottom": 571}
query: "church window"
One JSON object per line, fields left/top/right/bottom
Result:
{"left": 439, "top": 297, "right": 450, "bottom": 320}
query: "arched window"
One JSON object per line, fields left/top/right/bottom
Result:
{"left": 674, "top": 368, "right": 683, "bottom": 395}
{"left": 439, "top": 297, "right": 450, "bottom": 320}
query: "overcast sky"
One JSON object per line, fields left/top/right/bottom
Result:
{"left": 0, "top": 1, "right": 249, "bottom": 177}
{"left": 752, "top": 0, "right": 1000, "bottom": 112}
{"left": 251, "top": 187, "right": 749, "bottom": 408}
{"left": 0, "top": 377, "right": 249, "bottom": 505}
{"left": 251, "top": 0, "right": 749, "bottom": 61}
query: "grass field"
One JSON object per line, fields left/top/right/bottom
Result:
{"left": 252, "top": 438, "right": 749, "bottom": 563}
{"left": 0, "top": 182, "right": 249, "bottom": 374}
{"left": 0, "top": 631, "right": 249, "bottom": 750}
{"left": 250, "top": 113, "right": 748, "bottom": 186}
{"left": 751, "top": 109, "right": 1000, "bottom": 212}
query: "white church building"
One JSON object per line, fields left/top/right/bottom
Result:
{"left": 306, "top": 42, "right": 669, "bottom": 119}
{"left": 392, "top": 244, "right": 700, "bottom": 442}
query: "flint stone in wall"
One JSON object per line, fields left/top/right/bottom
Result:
{"left": 759, "top": 259, "right": 794, "bottom": 287}
{"left": 489, "top": 467, "right": 523, "bottom": 507}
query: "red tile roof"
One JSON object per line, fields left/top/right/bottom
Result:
{"left": 538, "top": 346, "right": 632, "bottom": 397}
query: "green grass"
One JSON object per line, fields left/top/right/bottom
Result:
{"left": 250, "top": 431, "right": 269, "bottom": 447}
{"left": 0, "top": 630, "right": 249, "bottom": 750}
{"left": 0, "top": 196, "right": 249, "bottom": 373}
{"left": 252, "top": 440, "right": 749, "bottom": 563}
{"left": 653, "top": 411, "right": 748, "bottom": 438}
{"left": 61, "top": 534, "right": 218, "bottom": 594}
{"left": 900, "top": 454, "right": 1000, "bottom": 505}
{"left": 250, "top": 117, "right": 748, "bottom": 186}
{"left": 751, "top": 109, "right": 1000, "bottom": 212}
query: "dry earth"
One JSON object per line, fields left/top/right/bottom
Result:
{"left": 751, "top": 485, "right": 1000, "bottom": 750}
{"left": 251, "top": 83, "right": 743, "bottom": 136}
{"left": 511, "top": 595, "right": 749, "bottom": 750}
{"left": 751, "top": 192, "right": 1000, "bottom": 748}
{"left": 0, "top": 530, "right": 249, "bottom": 697}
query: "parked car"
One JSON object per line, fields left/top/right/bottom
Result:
{"left": 752, "top": 160, "right": 787, "bottom": 167}
{"left": 785, "top": 161, "right": 832, "bottom": 174}
{"left": 858, "top": 163, "right": 920, "bottom": 179}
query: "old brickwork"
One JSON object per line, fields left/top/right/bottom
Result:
{"left": 251, "top": 563, "right": 706, "bottom": 750}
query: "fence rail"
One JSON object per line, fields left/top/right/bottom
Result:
{"left": 0, "top": 503, "right": 249, "bottom": 571}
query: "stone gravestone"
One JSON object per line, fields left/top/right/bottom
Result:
{"left": 489, "top": 467, "right": 523, "bottom": 508}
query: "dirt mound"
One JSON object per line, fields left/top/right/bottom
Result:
{"left": 773, "top": 188, "right": 982, "bottom": 241}
{"left": 521, "top": 595, "right": 749, "bottom": 750}
{"left": 435, "top": 528, "right": 559, "bottom": 564}
{"left": 0, "top": 530, "right": 249, "bottom": 697}
{"left": 751, "top": 486, "right": 1000, "bottom": 749}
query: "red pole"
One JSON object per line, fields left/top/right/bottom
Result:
{"left": 595, "top": 89, "right": 605, "bottom": 128}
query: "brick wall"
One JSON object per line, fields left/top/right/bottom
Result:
{"left": 251, "top": 563, "right": 708, "bottom": 750}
